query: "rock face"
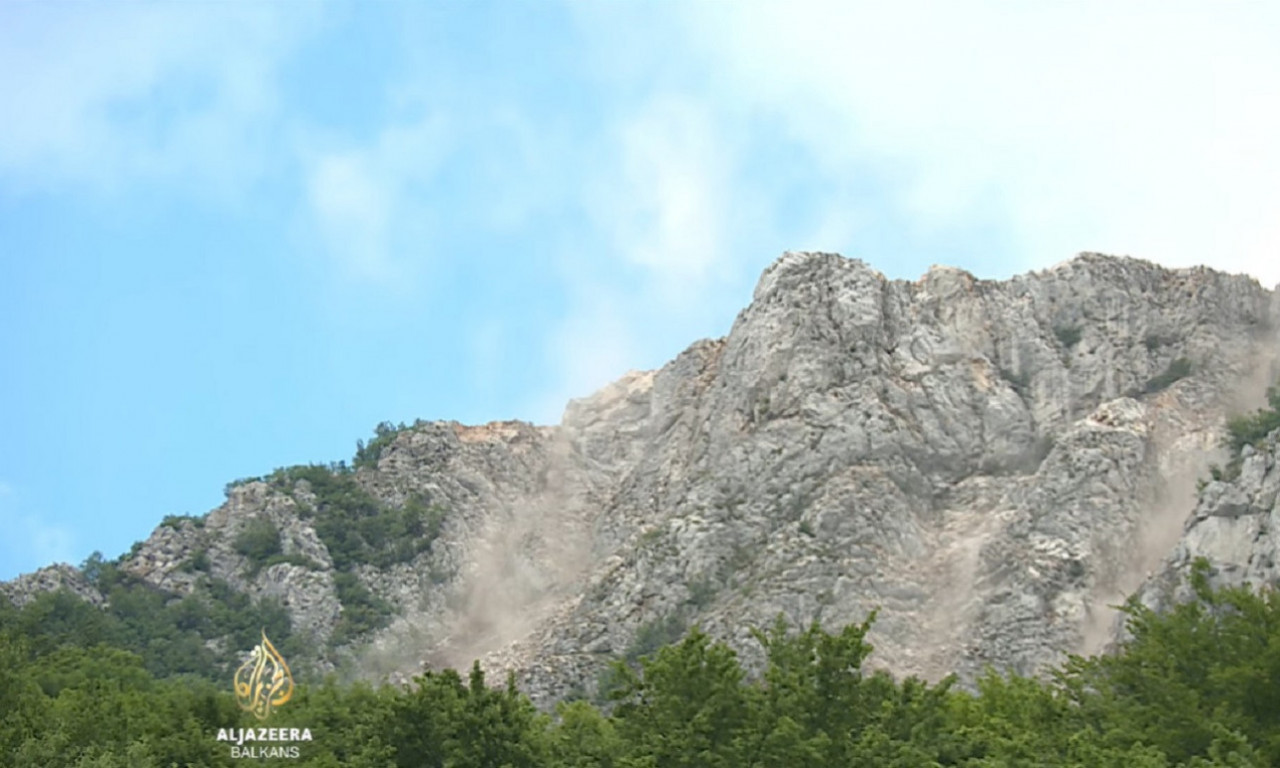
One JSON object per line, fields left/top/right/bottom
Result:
{"left": 1131, "top": 428, "right": 1280, "bottom": 615}
{"left": 4, "top": 251, "right": 1279, "bottom": 707}
{"left": 484, "top": 252, "right": 1279, "bottom": 704}
{"left": 2, "top": 563, "right": 104, "bottom": 608}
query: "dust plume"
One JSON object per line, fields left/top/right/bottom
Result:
{"left": 357, "top": 435, "right": 596, "bottom": 681}
{"left": 433, "top": 484, "right": 592, "bottom": 672}
{"left": 1079, "top": 327, "right": 1280, "bottom": 655}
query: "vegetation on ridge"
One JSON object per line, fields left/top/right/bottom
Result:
{"left": 257, "top": 462, "right": 446, "bottom": 643}
{"left": 1, "top": 561, "right": 300, "bottom": 684}
{"left": 354, "top": 420, "right": 420, "bottom": 471}
{"left": 220, "top": 428, "right": 449, "bottom": 643}
{"left": 223, "top": 419, "right": 446, "bottom": 575}
{"left": 14, "top": 416, "right": 454, "bottom": 690}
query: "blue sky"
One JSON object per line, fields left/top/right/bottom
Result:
{"left": 2, "top": 2, "right": 1278, "bottom": 580}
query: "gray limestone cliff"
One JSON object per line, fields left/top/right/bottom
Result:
{"left": 1130, "top": 426, "right": 1280, "bottom": 616}
{"left": 4, "top": 251, "right": 1279, "bottom": 707}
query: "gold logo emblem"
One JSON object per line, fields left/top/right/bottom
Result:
{"left": 234, "top": 630, "right": 294, "bottom": 720}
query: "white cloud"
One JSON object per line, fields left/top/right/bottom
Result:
{"left": 0, "top": 4, "right": 315, "bottom": 199}
{"left": 468, "top": 318, "right": 506, "bottom": 396}
{"left": 528, "top": 283, "right": 644, "bottom": 425}
{"left": 528, "top": 96, "right": 749, "bottom": 420}
{"left": 575, "top": 2, "right": 1280, "bottom": 285}
{"left": 472, "top": 106, "right": 578, "bottom": 232}
{"left": 589, "top": 96, "right": 732, "bottom": 292}
{"left": 308, "top": 153, "right": 394, "bottom": 277}
{"left": 301, "top": 115, "right": 451, "bottom": 282}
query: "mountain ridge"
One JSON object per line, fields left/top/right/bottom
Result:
{"left": 5, "top": 250, "right": 1279, "bottom": 707}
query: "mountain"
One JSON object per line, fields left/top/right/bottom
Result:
{"left": 4, "top": 251, "right": 1278, "bottom": 708}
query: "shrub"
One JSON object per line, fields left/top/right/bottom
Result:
{"left": 625, "top": 614, "right": 688, "bottom": 662}
{"left": 223, "top": 476, "right": 266, "bottom": 497}
{"left": 716, "top": 544, "right": 755, "bottom": 585}
{"left": 369, "top": 495, "right": 445, "bottom": 569}
{"left": 1142, "top": 357, "right": 1192, "bottom": 393}
{"left": 1000, "top": 367, "right": 1031, "bottom": 395}
{"left": 269, "top": 465, "right": 443, "bottom": 571}
{"left": 233, "top": 517, "right": 282, "bottom": 565}
{"left": 1225, "top": 385, "right": 1280, "bottom": 453}
{"left": 1053, "top": 325, "right": 1083, "bottom": 348}
{"left": 330, "top": 571, "right": 394, "bottom": 646}
{"left": 685, "top": 576, "right": 718, "bottom": 609}
{"left": 1146, "top": 330, "right": 1182, "bottom": 353}
{"left": 178, "top": 549, "right": 211, "bottom": 573}
{"left": 1143, "top": 332, "right": 1180, "bottom": 351}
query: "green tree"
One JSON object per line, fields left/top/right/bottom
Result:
{"left": 353, "top": 421, "right": 408, "bottom": 471}
{"left": 548, "top": 700, "right": 623, "bottom": 767}
{"left": 1055, "top": 559, "right": 1278, "bottom": 764}
{"left": 611, "top": 628, "right": 753, "bottom": 768}
{"left": 384, "top": 663, "right": 547, "bottom": 768}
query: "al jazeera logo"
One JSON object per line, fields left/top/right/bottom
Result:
{"left": 215, "top": 631, "right": 313, "bottom": 759}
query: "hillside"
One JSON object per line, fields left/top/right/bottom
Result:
{"left": 4, "top": 251, "right": 1279, "bottom": 707}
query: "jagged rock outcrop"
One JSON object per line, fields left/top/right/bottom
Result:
{"left": 4, "top": 251, "right": 1278, "bottom": 708}
{"left": 1132, "top": 427, "right": 1280, "bottom": 613}
{"left": 3, "top": 562, "right": 104, "bottom": 608}
{"left": 479, "top": 253, "right": 1279, "bottom": 704}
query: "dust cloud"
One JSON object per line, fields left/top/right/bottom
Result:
{"left": 1079, "top": 331, "right": 1280, "bottom": 655}
{"left": 433, "top": 484, "right": 592, "bottom": 672}
{"left": 356, "top": 437, "right": 595, "bottom": 682}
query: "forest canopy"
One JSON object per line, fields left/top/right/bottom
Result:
{"left": 1, "top": 558, "right": 1278, "bottom": 767}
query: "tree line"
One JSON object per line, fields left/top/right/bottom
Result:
{"left": 2, "top": 558, "right": 1279, "bottom": 767}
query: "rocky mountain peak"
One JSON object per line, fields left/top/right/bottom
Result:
{"left": 4, "top": 250, "right": 1278, "bottom": 709}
